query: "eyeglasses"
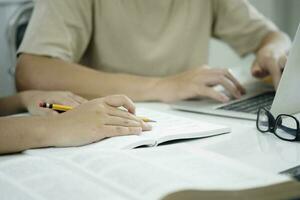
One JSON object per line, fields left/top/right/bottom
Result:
{"left": 256, "top": 107, "right": 300, "bottom": 142}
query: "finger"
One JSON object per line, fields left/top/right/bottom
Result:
{"left": 200, "top": 88, "right": 229, "bottom": 103}
{"left": 224, "top": 69, "right": 246, "bottom": 95}
{"left": 69, "top": 93, "right": 88, "bottom": 104}
{"left": 104, "top": 95, "right": 136, "bottom": 114}
{"left": 42, "top": 109, "right": 59, "bottom": 116}
{"left": 106, "top": 116, "right": 142, "bottom": 127}
{"left": 30, "top": 107, "right": 59, "bottom": 116}
{"left": 207, "top": 71, "right": 241, "bottom": 99}
{"left": 106, "top": 113, "right": 152, "bottom": 131}
{"left": 278, "top": 54, "right": 288, "bottom": 69}
{"left": 57, "top": 97, "right": 81, "bottom": 108}
{"left": 216, "top": 76, "right": 241, "bottom": 99}
{"left": 140, "top": 121, "right": 152, "bottom": 131}
{"left": 106, "top": 106, "right": 140, "bottom": 122}
{"left": 45, "top": 96, "right": 80, "bottom": 108}
{"left": 266, "top": 62, "right": 282, "bottom": 90}
{"left": 251, "top": 61, "right": 269, "bottom": 78}
{"left": 103, "top": 125, "right": 142, "bottom": 137}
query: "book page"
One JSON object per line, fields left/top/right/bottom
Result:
{"left": 88, "top": 134, "right": 155, "bottom": 149}
{"left": 135, "top": 108, "right": 230, "bottom": 144}
{"left": 10, "top": 146, "right": 289, "bottom": 200}
{"left": 0, "top": 155, "right": 138, "bottom": 200}
{"left": 24, "top": 108, "right": 229, "bottom": 154}
{"left": 0, "top": 175, "right": 39, "bottom": 200}
{"left": 91, "top": 108, "right": 230, "bottom": 149}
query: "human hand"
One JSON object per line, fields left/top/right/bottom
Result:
{"left": 157, "top": 67, "right": 245, "bottom": 102}
{"left": 251, "top": 45, "right": 288, "bottom": 89}
{"left": 48, "top": 95, "right": 152, "bottom": 147}
{"left": 20, "top": 91, "right": 87, "bottom": 116}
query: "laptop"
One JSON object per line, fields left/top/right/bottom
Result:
{"left": 171, "top": 24, "right": 300, "bottom": 120}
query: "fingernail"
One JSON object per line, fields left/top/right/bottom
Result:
{"left": 133, "top": 121, "right": 141, "bottom": 126}
{"left": 144, "top": 123, "right": 152, "bottom": 130}
{"left": 222, "top": 96, "right": 230, "bottom": 102}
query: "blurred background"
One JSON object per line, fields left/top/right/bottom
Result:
{"left": 0, "top": 0, "right": 299, "bottom": 97}
{"left": 209, "top": 0, "right": 300, "bottom": 70}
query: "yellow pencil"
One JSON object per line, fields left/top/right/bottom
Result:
{"left": 39, "top": 102, "right": 72, "bottom": 112}
{"left": 139, "top": 117, "right": 156, "bottom": 123}
{"left": 40, "top": 102, "right": 156, "bottom": 122}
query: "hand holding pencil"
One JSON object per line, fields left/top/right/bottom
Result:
{"left": 39, "top": 95, "right": 153, "bottom": 131}
{"left": 40, "top": 102, "right": 156, "bottom": 123}
{"left": 37, "top": 95, "right": 152, "bottom": 148}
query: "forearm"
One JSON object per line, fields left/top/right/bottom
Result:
{"left": 16, "top": 54, "right": 165, "bottom": 101}
{"left": 0, "top": 116, "right": 54, "bottom": 154}
{"left": 0, "top": 93, "right": 26, "bottom": 116}
{"left": 256, "top": 31, "right": 291, "bottom": 53}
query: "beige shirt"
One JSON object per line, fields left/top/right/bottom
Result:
{"left": 19, "top": 0, "right": 277, "bottom": 76}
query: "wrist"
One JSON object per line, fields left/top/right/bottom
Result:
{"left": 256, "top": 32, "right": 291, "bottom": 56}
{"left": 37, "top": 115, "right": 66, "bottom": 147}
{"left": 21, "top": 115, "right": 57, "bottom": 149}
{"left": 133, "top": 77, "right": 169, "bottom": 102}
{"left": 256, "top": 44, "right": 285, "bottom": 61}
{"left": 153, "top": 76, "right": 177, "bottom": 102}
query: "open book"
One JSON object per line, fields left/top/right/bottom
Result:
{"left": 0, "top": 146, "right": 291, "bottom": 200}
{"left": 82, "top": 108, "right": 231, "bottom": 150}
{"left": 163, "top": 181, "right": 300, "bottom": 200}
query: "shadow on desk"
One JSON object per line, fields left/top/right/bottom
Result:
{"left": 162, "top": 181, "right": 300, "bottom": 200}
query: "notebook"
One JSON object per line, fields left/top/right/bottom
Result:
{"left": 84, "top": 108, "right": 231, "bottom": 150}
{"left": 25, "top": 108, "right": 230, "bottom": 152}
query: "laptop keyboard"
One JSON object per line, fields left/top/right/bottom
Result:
{"left": 217, "top": 91, "right": 275, "bottom": 114}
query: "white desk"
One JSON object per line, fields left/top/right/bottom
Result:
{"left": 0, "top": 102, "right": 298, "bottom": 200}
{"left": 137, "top": 102, "right": 300, "bottom": 174}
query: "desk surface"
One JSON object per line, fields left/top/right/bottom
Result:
{"left": 137, "top": 102, "right": 300, "bottom": 174}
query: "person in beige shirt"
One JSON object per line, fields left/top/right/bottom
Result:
{"left": 16, "top": 0, "right": 290, "bottom": 102}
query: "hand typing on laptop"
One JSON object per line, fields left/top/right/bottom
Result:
{"left": 251, "top": 32, "right": 290, "bottom": 89}
{"left": 172, "top": 24, "right": 300, "bottom": 120}
{"left": 157, "top": 67, "right": 246, "bottom": 103}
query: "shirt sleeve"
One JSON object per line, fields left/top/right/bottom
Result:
{"left": 212, "top": 0, "right": 278, "bottom": 57}
{"left": 18, "top": 0, "right": 93, "bottom": 63}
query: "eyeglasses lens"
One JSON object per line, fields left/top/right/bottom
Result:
{"left": 275, "top": 116, "right": 297, "bottom": 140}
{"left": 258, "top": 109, "right": 269, "bottom": 132}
